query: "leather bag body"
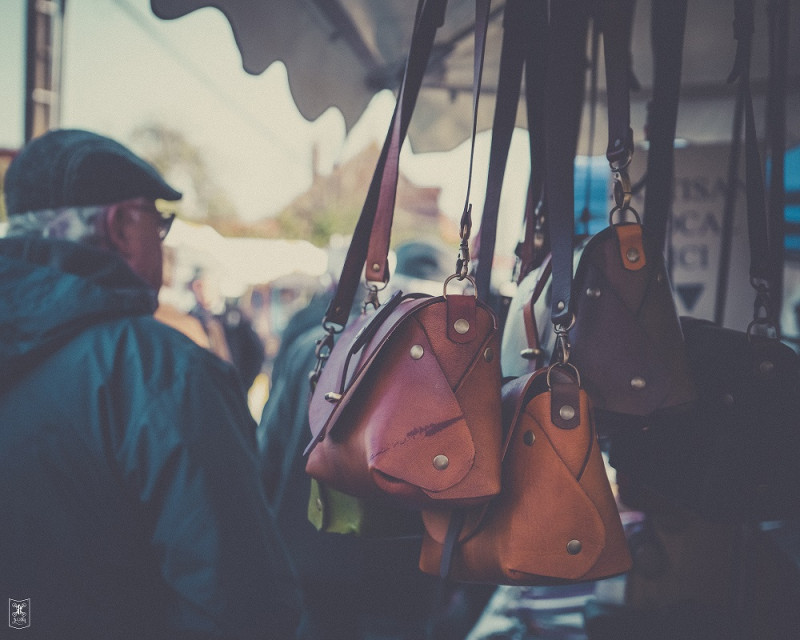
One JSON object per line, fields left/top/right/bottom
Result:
{"left": 569, "top": 221, "right": 696, "bottom": 418}
{"left": 610, "top": 317, "right": 800, "bottom": 522}
{"left": 418, "top": 366, "right": 632, "bottom": 584}
{"left": 306, "top": 290, "right": 504, "bottom": 510}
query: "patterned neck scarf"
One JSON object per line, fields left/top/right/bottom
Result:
{"left": 5, "top": 205, "right": 108, "bottom": 245}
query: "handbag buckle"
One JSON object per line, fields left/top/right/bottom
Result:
{"left": 309, "top": 327, "right": 337, "bottom": 392}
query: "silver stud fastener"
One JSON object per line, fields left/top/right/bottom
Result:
{"left": 454, "top": 319, "right": 470, "bottom": 334}
{"left": 630, "top": 376, "right": 646, "bottom": 390}
{"left": 559, "top": 405, "right": 576, "bottom": 420}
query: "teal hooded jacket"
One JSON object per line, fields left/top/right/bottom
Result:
{"left": 0, "top": 237, "right": 302, "bottom": 639}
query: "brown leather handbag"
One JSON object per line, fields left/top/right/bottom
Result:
{"left": 418, "top": 365, "right": 632, "bottom": 584}
{"left": 305, "top": 0, "right": 504, "bottom": 511}
{"left": 306, "top": 288, "right": 503, "bottom": 509}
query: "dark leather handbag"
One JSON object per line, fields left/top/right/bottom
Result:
{"left": 418, "top": 365, "right": 632, "bottom": 584}
{"left": 610, "top": 318, "right": 800, "bottom": 522}
{"left": 305, "top": 0, "right": 504, "bottom": 510}
{"left": 564, "top": 0, "right": 695, "bottom": 419}
{"left": 681, "top": 318, "right": 799, "bottom": 520}
{"left": 609, "top": 19, "right": 800, "bottom": 522}
{"left": 569, "top": 213, "right": 697, "bottom": 417}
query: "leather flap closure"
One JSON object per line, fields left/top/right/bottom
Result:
{"left": 549, "top": 365, "right": 581, "bottom": 429}
{"left": 306, "top": 294, "right": 434, "bottom": 454}
{"left": 615, "top": 223, "right": 647, "bottom": 271}
{"left": 446, "top": 294, "right": 478, "bottom": 343}
{"left": 502, "top": 390, "right": 606, "bottom": 579}
{"left": 367, "top": 315, "right": 475, "bottom": 493}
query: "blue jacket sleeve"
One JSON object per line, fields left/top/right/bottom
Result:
{"left": 115, "top": 341, "right": 303, "bottom": 639}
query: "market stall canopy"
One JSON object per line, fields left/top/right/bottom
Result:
{"left": 150, "top": 0, "right": 800, "bottom": 154}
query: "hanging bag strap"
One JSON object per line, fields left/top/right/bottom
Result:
{"left": 727, "top": 0, "right": 779, "bottom": 336}
{"left": 641, "top": 0, "right": 688, "bottom": 251}
{"left": 454, "top": 0, "right": 493, "bottom": 283}
{"left": 764, "top": 0, "right": 789, "bottom": 323}
{"left": 515, "top": 0, "right": 551, "bottom": 281}
{"left": 323, "top": 0, "right": 448, "bottom": 328}
{"left": 544, "top": 0, "right": 596, "bottom": 330}
{"left": 473, "top": 0, "right": 548, "bottom": 301}
{"left": 324, "top": 0, "right": 491, "bottom": 334}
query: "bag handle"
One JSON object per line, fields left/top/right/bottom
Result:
{"left": 546, "top": 0, "right": 635, "bottom": 336}
{"left": 473, "top": 0, "right": 548, "bottom": 301}
{"left": 641, "top": 0, "right": 688, "bottom": 252}
{"left": 727, "top": 0, "right": 780, "bottom": 336}
{"left": 322, "top": 0, "right": 447, "bottom": 329}
{"left": 454, "top": 0, "right": 493, "bottom": 282}
{"left": 323, "top": 0, "right": 491, "bottom": 330}
{"left": 764, "top": 0, "right": 789, "bottom": 317}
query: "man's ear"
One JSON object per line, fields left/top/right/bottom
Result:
{"left": 104, "top": 203, "right": 134, "bottom": 257}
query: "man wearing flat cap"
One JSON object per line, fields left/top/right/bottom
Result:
{"left": 0, "top": 130, "right": 303, "bottom": 639}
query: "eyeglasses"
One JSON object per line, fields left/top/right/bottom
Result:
{"left": 156, "top": 212, "right": 176, "bottom": 241}
{"left": 119, "top": 198, "right": 177, "bottom": 242}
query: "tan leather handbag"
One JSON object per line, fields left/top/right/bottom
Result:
{"left": 419, "top": 365, "right": 632, "bottom": 584}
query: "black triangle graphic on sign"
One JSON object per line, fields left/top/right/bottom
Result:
{"left": 676, "top": 283, "right": 704, "bottom": 312}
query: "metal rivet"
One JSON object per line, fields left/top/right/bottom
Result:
{"left": 626, "top": 248, "right": 640, "bottom": 263}
{"left": 567, "top": 539, "right": 582, "bottom": 555}
{"left": 556, "top": 300, "right": 566, "bottom": 311}
{"left": 759, "top": 360, "right": 774, "bottom": 375}
{"left": 371, "top": 263, "right": 381, "bottom": 272}
{"left": 324, "top": 392, "right": 343, "bottom": 403}
{"left": 484, "top": 348, "right": 494, "bottom": 362}
{"left": 523, "top": 430, "right": 535, "bottom": 446}
{"left": 315, "top": 498, "right": 323, "bottom": 511}
{"left": 586, "top": 287, "right": 601, "bottom": 298}
{"left": 454, "top": 319, "right": 470, "bottom": 334}
{"left": 559, "top": 405, "right": 575, "bottom": 420}
{"left": 410, "top": 344, "right": 424, "bottom": 360}
{"left": 630, "top": 376, "right": 646, "bottom": 390}
{"left": 433, "top": 454, "right": 449, "bottom": 470}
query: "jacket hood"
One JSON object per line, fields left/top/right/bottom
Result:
{"left": 0, "top": 237, "right": 157, "bottom": 389}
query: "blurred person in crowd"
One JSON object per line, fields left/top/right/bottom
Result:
{"left": 259, "top": 239, "right": 492, "bottom": 639}
{"left": 155, "top": 298, "right": 213, "bottom": 348}
{"left": 189, "top": 266, "right": 265, "bottom": 392}
{"left": 154, "top": 244, "right": 214, "bottom": 349}
{"left": 0, "top": 129, "right": 303, "bottom": 639}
